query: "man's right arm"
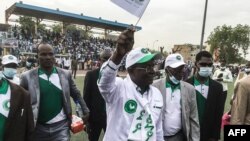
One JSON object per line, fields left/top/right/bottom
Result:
{"left": 98, "top": 28, "right": 135, "bottom": 103}
{"left": 97, "top": 60, "right": 121, "bottom": 103}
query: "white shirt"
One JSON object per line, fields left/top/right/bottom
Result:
{"left": 212, "top": 68, "right": 233, "bottom": 91}
{"left": 163, "top": 86, "right": 182, "bottom": 136}
{"left": 98, "top": 60, "right": 164, "bottom": 141}
{"left": 64, "top": 59, "right": 71, "bottom": 67}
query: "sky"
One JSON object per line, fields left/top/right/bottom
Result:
{"left": 0, "top": 0, "right": 250, "bottom": 58}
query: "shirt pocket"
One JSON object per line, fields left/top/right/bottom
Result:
{"left": 151, "top": 103, "right": 163, "bottom": 120}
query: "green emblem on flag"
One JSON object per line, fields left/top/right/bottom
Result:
{"left": 2, "top": 99, "right": 10, "bottom": 111}
{"left": 124, "top": 100, "right": 137, "bottom": 114}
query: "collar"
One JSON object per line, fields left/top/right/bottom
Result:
{"left": 166, "top": 81, "right": 180, "bottom": 92}
{"left": 38, "top": 67, "right": 57, "bottom": 76}
{"left": 136, "top": 86, "right": 149, "bottom": 94}
{"left": 194, "top": 76, "right": 209, "bottom": 86}
{"left": 129, "top": 75, "right": 150, "bottom": 95}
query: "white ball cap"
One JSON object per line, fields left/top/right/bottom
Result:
{"left": 164, "top": 53, "right": 185, "bottom": 68}
{"left": 2, "top": 55, "right": 18, "bottom": 65}
{"left": 125, "top": 48, "right": 156, "bottom": 69}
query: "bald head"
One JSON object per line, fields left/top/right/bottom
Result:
{"left": 38, "top": 43, "right": 53, "bottom": 53}
{"left": 37, "top": 43, "right": 55, "bottom": 71}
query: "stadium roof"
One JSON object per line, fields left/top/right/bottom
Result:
{"left": 5, "top": 2, "right": 142, "bottom": 32}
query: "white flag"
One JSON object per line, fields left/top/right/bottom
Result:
{"left": 111, "top": 0, "right": 150, "bottom": 18}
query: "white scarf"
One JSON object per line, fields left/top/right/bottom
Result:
{"left": 125, "top": 76, "right": 156, "bottom": 141}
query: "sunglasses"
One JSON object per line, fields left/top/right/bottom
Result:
{"left": 199, "top": 63, "right": 213, "bottom": 67}
{"left": 134, "top": 66, "right": 155, "bottom": 73}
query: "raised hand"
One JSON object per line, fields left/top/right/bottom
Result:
{"left": 116, "top": 28, "right": 135, "bottom": 56}
{"left": 111, "top": 27, "right": 135, "bottom": 65}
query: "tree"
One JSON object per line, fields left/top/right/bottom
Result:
{"left": 66, "top": 24, "right": 77, "bottom": 32}
{"left": 19, "top": 16, "right": 35, "bottom": 39}
{"left": 37, "top": 23, "right": 46, "bottom": 35}
{"left": 207, "top": 24, "right": 250, "bottom": 64}
{"left": 51, "top": 24, "right": 62, "bottom": 33}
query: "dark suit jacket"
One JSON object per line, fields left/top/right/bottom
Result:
{"left": 83, "top": 68, "right": 106, "bottom": 123}
{"left": 186, "top": 77, "right": 226, "bottom": 141}
{"left": 20, "top": 67, "right": 89, "bottom": 126}
{"left": 4, "top": 79, "right": 34, "bottom": 141}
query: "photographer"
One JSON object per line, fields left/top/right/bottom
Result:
{"left": 212, "top": 61, "right": 233, "bottom": 100}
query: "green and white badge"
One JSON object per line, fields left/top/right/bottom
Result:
{"left": 124, "top": 100, "right": 137, "bottom": 114}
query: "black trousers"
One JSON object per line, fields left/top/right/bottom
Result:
{"left": 88, "top": 120, "right": 106, "bottom": 141}
{"left": 223, "top": 90, "right": 228, "bottom": 100}
{"left": 72, "top": 68, "right": 77, "bottom": 78}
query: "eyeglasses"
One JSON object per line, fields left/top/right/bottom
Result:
{"left": 199, "top": 63, "right": 213, "bottom": 67}
{"left": 134, "top": 66, "right": 155, "bottom": 73}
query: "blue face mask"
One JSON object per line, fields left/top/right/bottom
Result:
{"left": 166, "top": 68, "right": 180, "bottom": 84}
{"left": 169, "top": 75, "right": 180, "bottom": 84}
{"left": 198, "top": 67, "right": 213, "bottom": 77}
{"left": 3, "top": 68, "right": 17, "bottom": 78}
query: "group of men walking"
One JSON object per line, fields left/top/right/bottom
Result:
{"left": 95, "top": 29, "right": 216, "bottom": 141}
{"left": 0, "top": 43, "right": 89, "bottom": 141}
{"left": 0, "top": 27, "right": 249, "bottom": 141}
{"left": 96, "top": 28, "right": 247, "bottom": 141}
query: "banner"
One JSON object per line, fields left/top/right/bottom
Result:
{"left": 111, "top": 0, "right": 150, "bottom": 17}
{"left": 1, "top": 38, "right": 18, "bottom": 48}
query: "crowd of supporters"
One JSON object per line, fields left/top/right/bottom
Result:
{"left": 2, "top": 25, "right": 120, "bottom": 70}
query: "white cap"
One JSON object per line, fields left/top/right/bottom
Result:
{"left": 2, "top": 55, "right": 18, "bottom": 65}
{"left": 125, "top": 48, "right": 156, "bottom": 69}
{"left": 164, "top": 53, "right": 185, "bottom": 68}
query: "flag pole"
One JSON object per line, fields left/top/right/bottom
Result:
{"left": 200, "top": 0, "right": 208, "bottom": 51}
{"left": 135, "top": 15, "right": 143, "bottom": 27}
{"left": 134, "top": 0, "right": 150, "bottom": 27}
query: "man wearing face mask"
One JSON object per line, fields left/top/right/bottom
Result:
{"left": 0, "top": 56, "right": 34, "bottom": 141}
{"left": 153, "top": 53, "right": 200, "bottom": 141}
{"left": 20, "top": 59, "right": 34, "bottom": 74}
{"left": 1, "top": 55, "right": 20, "bottom": 85}
{"left": 234, "top": 61, "right": 250, "bottom": 87}
{"left": 212, "top": 60, "right": 233, "bottom": 100}
{"left": 186, "top": 51, "right": 225, "bottom": 141}
{"left": 25, "top": 58, "right": 33, "bottom": 70}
